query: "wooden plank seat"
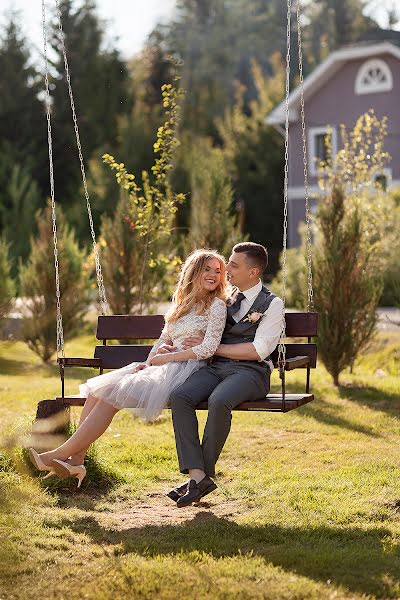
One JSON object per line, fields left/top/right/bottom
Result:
{"left": 56, "top": 312, "right": 318, "bottom": 413}
{"left": 59, "top": 393, "right": 314, "bottom": 412}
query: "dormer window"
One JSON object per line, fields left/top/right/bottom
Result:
{"left": 355, "top": 59, "right": 393, "bottom": 95}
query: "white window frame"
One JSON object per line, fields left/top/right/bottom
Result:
{"left": 308, "top": 126, "right": 338, "bottom": 177}
{"left": 372, "top": 168, "right": 392, "bottom": 190}
{"left": 355, "top": 58, "right": 393, "bottom": 95}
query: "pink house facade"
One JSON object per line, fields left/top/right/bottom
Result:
{"left": 267, "top": 42, "right": 400, "bottom": 247}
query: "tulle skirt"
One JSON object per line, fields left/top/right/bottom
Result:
{"left": 79, "top": 359, "right": 204, "bottom": 422}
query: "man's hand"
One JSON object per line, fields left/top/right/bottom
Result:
{"left": 181, "top": 330, "right": 204, "bottom": 349}
{"left": 156, "top": 343, "right": 177, "bottom": 355}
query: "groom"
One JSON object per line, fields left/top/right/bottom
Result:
{"left": 167, "top": 242, "right": 284, "bottom": 507}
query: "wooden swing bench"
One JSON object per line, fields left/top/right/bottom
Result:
{"left": 57, "top": 311, "right": 318, "bottom": 414}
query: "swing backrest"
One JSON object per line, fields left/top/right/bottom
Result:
{"left": 270, "top": 312, "right": 318, "bottom": 366}
{"left": 93, "top": 312, "right": 318, "bottom": 370}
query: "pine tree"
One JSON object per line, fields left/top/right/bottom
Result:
{"left": 314, "top": 184, "right": 383, "bottom": 386}
{"left": 216, "top": 57, "right": 285, "bottom": 268}
{"left": 48, "top": 0, "right": 130, "bottom": 222}
{"left": 102, "top": 76, "right": 185, "bottom": 313}
{"left": 99, "top": 191, "right": 179, "bottom": 315}
{"left": 184, "top": 136, "right": 244, "bottom": 256}
{"left": 0, "top": 11, "right": 47, "bottom": 197}
{"left": 19, "top": 200, "right": 90, "bottom": 363}
{"left": 0, "top": 238, "right": 15, "bottom": 322}
{"left": 0, "top": 164, "right": 41, "bottom": 277}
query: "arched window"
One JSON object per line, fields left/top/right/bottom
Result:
{"left": 355, "top": 59, "right": 393, "bottom": 95}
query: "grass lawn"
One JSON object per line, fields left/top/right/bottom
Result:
{"left": 0, "top": 331, "right": 399, "bottom": 599}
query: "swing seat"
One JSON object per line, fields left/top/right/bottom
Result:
{"left": 56, "top": 312, "right": 318, "bottom": 413}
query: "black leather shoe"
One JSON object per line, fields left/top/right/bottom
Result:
{"left": 176, "top": 476, "right": 217, "bottom": 508}
{"left": 166, "top": 480, "right": 189, "bottom": 503}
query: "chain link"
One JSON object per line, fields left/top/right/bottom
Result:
{"left": 277, "top": 0, "right": 292, "bottom": 373}
{"left": 54, "top": 0, "right": 109, "bottom": 315}
{"left": 296, "top": 0, "right": 314, "bottom": 312}
{"left": 41, "top": 0, "right": 65, "bottom": 359}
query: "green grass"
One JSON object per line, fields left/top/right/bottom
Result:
{"left": 0, "top": 332, "right": 399, "bottom": 599}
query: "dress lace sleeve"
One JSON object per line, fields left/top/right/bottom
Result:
{"left": 147, "top": 324, "right": 172, "bottom": 361}
{"left": 191, "top": 298, "right": 227, "bottom": 360}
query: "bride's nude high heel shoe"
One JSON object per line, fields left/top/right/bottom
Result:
{"left": 28, "top": 448, "right": 56, "bottom": 479}
{"left": 52, "top": 459, "right": 86, "bottom": 488}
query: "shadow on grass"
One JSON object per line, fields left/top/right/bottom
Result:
{"left": 339, "top": 384, "right": 400, "bottom": 418}
{"left": 301, "top": 399, "right": 381, "bottom": 437}
{"left": 0, "top": 353, "right": 97, "bottom": 382}
{"left": 57, "top": 511, "right": 399, "bottom": 598}
{"left": 16, "top": 445, "right": 125, "bottom": 505}
{"left": 0, "top": 356, "right": 36, "bottom": 376}
{"left": 45, "top": 452, "right": 124, "bottom": 499}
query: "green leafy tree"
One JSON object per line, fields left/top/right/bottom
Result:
{"left": 19, "top": 200, "right": 90, "bottom": 363}
{"left": 102, "top": 76, "right": 185, "bottom": 313}
{"left": 0, "top": 238, "right": 15, "bottom": 322}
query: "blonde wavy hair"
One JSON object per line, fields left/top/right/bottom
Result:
{"left": 166, "top": 249, "right": 229, "bottom": 324}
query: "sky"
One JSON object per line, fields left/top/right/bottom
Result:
{"left": 1, "top": 0, "right": 176, "bottom": 59}
{"left": 0, "top": 0, "right": 398, "bottom": 62}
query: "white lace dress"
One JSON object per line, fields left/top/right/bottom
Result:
{"left": 79, "top": 297, "right": 227, "bottom": 422}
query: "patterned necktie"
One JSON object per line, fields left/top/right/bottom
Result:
{"left": 228, "top": 292, "right": 245, "bottom": 317}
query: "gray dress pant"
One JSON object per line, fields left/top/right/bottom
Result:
{"left": 170, "top": 358, "right": 270, "bottom": 478}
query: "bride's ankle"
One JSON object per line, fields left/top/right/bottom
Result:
{"left": 69, "top": 454, "right": 85, "bottom": 466}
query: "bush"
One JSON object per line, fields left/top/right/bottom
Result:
{"left": 19, "top": 200, "right": 90, "bottom": 362}
{"left": 380, "top": 196, "right": 400, "bottom": 307}
{"left": 270, "top": 225, "right": 308, "bottom": 308}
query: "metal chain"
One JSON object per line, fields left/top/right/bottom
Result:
{"left": 296, "top": 0, "right": 314, "bottom": 312}
{"left": 277, "top": 0, "right": 293, "bottom": 373}
{"left": 54, "top": 0, "right": 109, "bottom": 315}
{"left": 41, "top": 0, "right": 65, "bottom": 359}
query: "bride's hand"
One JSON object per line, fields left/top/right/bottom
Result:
{"left": 134, "top": 363, "right": 148, "bottom": 372}
{"left": 150, "top": 353, "right": 171, "bottom": 366}
{"left": 182, "top": 330, "right": 204, "bottom": 349}
{"left": 156, "top": 343, "right": 177, "bottom": 355}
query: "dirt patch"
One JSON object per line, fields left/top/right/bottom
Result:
{"left": 105, "top": 492, "right": 247, "bottom": 529}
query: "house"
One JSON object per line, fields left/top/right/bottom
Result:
{"left": 266, "top": 41, "right": 400, "bottom": 247}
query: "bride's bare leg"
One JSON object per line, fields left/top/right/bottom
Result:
{"left": 67, "top": 393, "right": 99, "bottom": 465}
{"left": 39, "top": 399, "right": 118, "bottom": 465}
{"left": 79, "top": 393, "right": 99, "bottom": 424}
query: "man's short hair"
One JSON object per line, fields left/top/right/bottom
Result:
{"left": 233, "top": 242, "right": 268, "bottom": 274}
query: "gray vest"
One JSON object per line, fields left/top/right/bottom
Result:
{"left": 215, "top": 285, "right": 276, "bottom": 370}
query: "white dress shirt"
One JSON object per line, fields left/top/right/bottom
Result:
{"left": 232, "top": 280, "right": 284, "bottom": 370}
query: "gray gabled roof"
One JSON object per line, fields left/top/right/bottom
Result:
{"left": 266, "top": 42, "right": 400, "bottom": 125}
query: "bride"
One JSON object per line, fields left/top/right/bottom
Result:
{"left": 29, "top": 249, "right": 229, "bottom": 486}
